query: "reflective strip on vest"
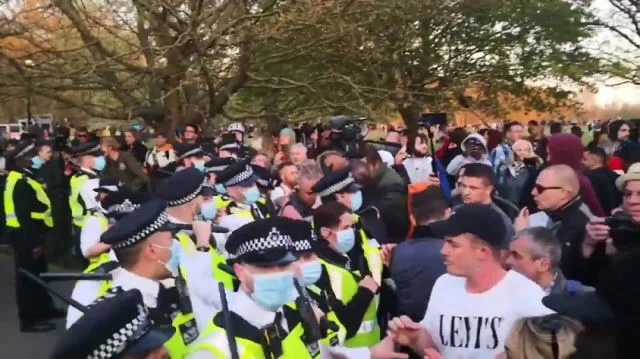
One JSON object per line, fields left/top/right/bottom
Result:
{"left": 4, "top": 171, "right": 21, "bottom": 228}
{"left": 189, "top": 332, "right": 248, "bottom": 359}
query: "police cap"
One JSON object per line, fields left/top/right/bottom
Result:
{"left": 174, "top": 143, "right": 204, "bottom": 159}
{"left": 216, "top": 159, "right": 256, "bottom": 188}
{"left": 71, "top": 142, "right": 102, "bottom": 157}
{"left": 51, "top": 289, "right": 174, "bottom": 359}
{"left": 311, "top": 167, "right": 361, "bottom": 198}
{"left": 100, "top": 199, "right": 170, "bottom": 249}
{"left": 154, "top": 167, "right": 214, "bottom": 207}
{"left": 250, "top": 164, "right": 280, "bottom": 191}
{"left": 5, "top": 140, "right": 35, "bottom": 160}
{"left": 93, "top": 176, "right": 121, "bottom": 193}
{"left": 281, "top": 218, "right": 317, "bottom": 254}
{"left": 225, "top": 217, "right": 296, "bottom": 265}
{"left": 101, "top": 190, "right": 153, "bottom": 220}
{"left": 205, "top": 157, "right": 236, "bottom": 174}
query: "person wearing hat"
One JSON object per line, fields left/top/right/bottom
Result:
{"left": 66, "top": 188, "right": 152, "bottom": 329}
{"left": 311, "top": 167, "right": 384, "bottom": 320}
{"left": 250, "top": 163, "right": 280, "bottom": 211}
{"left": 281, "top": 218, "right": 347, "bottom": 347}
{"left": 186, "top": 217, "right": 324, "bottom": 359}
{"left": 204, "top": 157, "right": 235, "bottom": 193}
{"left": 174, "top": 143, "right": 207, "bottom": 172}
{"left": 225, "top": 122, "right": 256, "bottom": 159}
{"left": 99, "top": 199, "right": 208, "bottom": 358}
{"left": 377, "top": 204, "right": 552, "bottom": 359}
{"left": 3, "top": 141, "right": 63, "bottom": 332}
{"left": 215, "top": 160, "right": 273, "bottom": 232}
{"left": 53, "top": 289, "right": 174, "bottom": 359}
{"left": 217, "top": 133, "right": 242, "bottom": 159}
{"left": 145, "top": 132, "right": 176, "bottom": 190}
{"left": 312, "top": 201, "right": 381, "bottom": 348}
{"left": 154, "top": 167, "right": 235, "bottom": 291}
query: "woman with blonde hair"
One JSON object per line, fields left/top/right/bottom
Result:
{"left": 499, "top": 139, "right": 542, "bottom": 206}
{"left": 503, "top": 314, "right": 583, "bottom": 359}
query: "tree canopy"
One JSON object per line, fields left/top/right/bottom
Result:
{"left": 0, "top": 0, "right": 605, "bottom": 128}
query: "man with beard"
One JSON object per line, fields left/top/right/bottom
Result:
{"left": 359, "top": 144, "right": 409, "bottom": 243}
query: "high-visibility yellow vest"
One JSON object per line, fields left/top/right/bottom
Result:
{"left": 217, "top": 196, "right": 270, "bottom": 220}
{"left": 69, "top": 173, "right": 90, "bottom": 227}
{"left": 164, "top": 309, "right": 199, "bottom": 359}
{"left": 25, "top": 176, "right": 54, "bottom": 228}
{"left": 186, "top": 309, "right": 317, "bottom": 359}
{"left": 83, "top": 212, "right": 110, "bottom": 265}
{"left": 321, "top": 259, "right": 380, "bottom": 348}
{"left": 176, "top": 232, "right": 235, "bottom": 290}
{"left": 285, "top": 288, "right": 347, "bottom": 347}
{"left": 4, "top": 171, "right": 22, "bottom": 228}
{"left": 4, "top": 171, "right": 53, "bottom": 228}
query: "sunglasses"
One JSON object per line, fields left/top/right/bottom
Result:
{"left": 533, "top": 184, "right": 563, "bottom": 194}
{"left": 77, "top": 134, "right": 87, "bottom": 138}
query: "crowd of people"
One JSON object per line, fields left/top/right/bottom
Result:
{"left": 3, "top": 117, "right": 640, "bottom": 359}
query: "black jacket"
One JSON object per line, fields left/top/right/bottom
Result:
{"left": 13, "top": 171, "right": 49, "bottom": 247}
{"left": 547, "top": 197, "right": 610, "bottom": 286}
{"left": 362, "top": 166, "right": 409, "bottom": 242}
{"left": 584, "top": 167, "right": 621, "bottom": 215}
{"left": 389, "top": 226, "right": 446, "bottom": 322}
{"left": 126, "top": 141, "right": 149, "bottom": 165}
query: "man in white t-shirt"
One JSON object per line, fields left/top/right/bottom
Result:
{"left": 373, "top": 204, "right": 553, "bottom": 359}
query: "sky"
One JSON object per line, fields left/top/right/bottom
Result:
{"left": 589, "top": 0, "right": 640, "bottom": 106}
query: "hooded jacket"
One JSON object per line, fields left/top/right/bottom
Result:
{"left": 445, "top": 133, "right": 491, "bottom": 176}
{"left": 546, "top": 134, "right": 605, "bottom": 216}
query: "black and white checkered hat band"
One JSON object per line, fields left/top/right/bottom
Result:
{"left": 318, "top": 176, "right": 354, "bottom": 197}
{"left": 223, "top": 165, "right": 254, "bottom": 187}
{"left": 107, "top": 200, "right": 140, "bottom": 216}
{"left": 235, "top": 228, "right": 293, "bottom": 257}
{"left": 112, "top": 211, "right": 169, "bottom": 249}
{"left": 88, "top": 311, "right": 150, "bottom": 359}
{"left": 220, "top": 143, "right": 240, "bottom": 151}
{"left": 167, "top": 179, "right": 206, "bottom": 207}
{"left": 179, "top": 147, "right": 202, "bottom": 159}
{"left": 293, "top": 240, "right": 312, "bottom": 252}
{"left": 257, "top": 178, "right": 269, "bottom": 187}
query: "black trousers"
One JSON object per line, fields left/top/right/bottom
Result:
{"left": 9, "top": 229, "right": 54, "bottom": 324}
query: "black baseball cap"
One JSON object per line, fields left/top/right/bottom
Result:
{"left": 427, "top": 204, "right": 506, "bottom": 248}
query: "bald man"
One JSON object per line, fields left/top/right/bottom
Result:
{"left": 526, "top": 164, "right": 598, "bottom": 285}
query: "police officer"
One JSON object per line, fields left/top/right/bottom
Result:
{"left": 186, "top": 217, "right": 323, "bottom": 359}
{"left": 154, "top": 167, "right": 234, "bottom": 286}
{"left": 311, "top": 201, "right": 381, "bottom": 348}
{"left": 99, "top": 199, "right": 201, "bottom": 358}
{"left": 68, "top": 142, "right": 107, "bottom": 259}
{"left": 174, "top": 143, "right": 207, "bottom": 171}
{"left": 216, "top": 160, "right": 272, "bottom": 232}
{"left": 204, "top": 157, "right": 236, "bottom": 190}
{"left": 66, "top": 188, "right": 152, "bottom": 329}
{"left": 4, "top": 141, "right": 63, "bottom": 332}
{"left": 282, "top": 218, "right": 347, "bottom": 346}
{"left": 53, "top": 289, "right": 174, "bottom": 359}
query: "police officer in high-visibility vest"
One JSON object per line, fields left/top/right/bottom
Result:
{"left": 4, "top": 141, "right": 64, "bottom": 332}
{"left": 53, "top": 289, "right": 174, "bottom": 359}
{"left": 216, "top": 160, "right": 273, "bottom": 233}
{"left": 66, "top": 188, "right": 152, "bottom": 329}
{"left": 154, "top": 167, "right": 236, "bottom": 331}
{"left": 226, "top": 122, "right": 256, "bottom": 159}
{"left": 204, "top": 157, "right": 235, "bottom": 192}
{"left": 250, "top": 163, "right": 280, "bottom": 212}
{"left": 69, "top": 142, "right": 107, "bottom": 261}
{"left": 281, "top": 218, "right": 347, "bottom": 346}
{"left": 311, "top": 201, "right": 381, "bottom": 348}
{"left": 187, "top": 217, "right": 325, "bottom": 359}
{"left": 99, "top": 199, "right": 202, "bottom": 359}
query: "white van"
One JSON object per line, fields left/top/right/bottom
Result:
{"left": 0, "top": 124, "right": 24, "bottom": 140}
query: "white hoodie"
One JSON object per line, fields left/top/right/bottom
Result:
{"left": 446, "top": 133, "right": 492, "bottom": 176}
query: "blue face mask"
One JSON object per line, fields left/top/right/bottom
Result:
{"left": 153, "top": 240, "right": 182, "bottom": 277}
{"left": 251, "top": 271, "right": 295, "bottom": 312}
{"left": 350, "top": 191, "right": 363, "bottom": 212}
{"left": 194, "top": 161, "right": 206, "bottom": 172}
{"left": 335, "top": 228, "right": 355, "bottom": 254}
{"left": 30, "top": 156, "right": 44, "bottom": 170}
{"left": 93, "top": 156, "right": 106, "bottom": 171}
{"left": 299, "top": 260, "right": 323, "bottom": 286}
{"left": 215, "top": 183, "right": 226, "bottom": 194}
{"left": 200, "top": 201, "right": 217, "bottom": 220}
{"left": 243, "top": 186, "right": 261, "bottom": 205}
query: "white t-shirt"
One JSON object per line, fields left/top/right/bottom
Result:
{"left": 420, "top": 270, "right": 553, "bottom": 358}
